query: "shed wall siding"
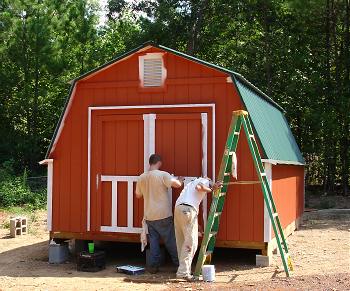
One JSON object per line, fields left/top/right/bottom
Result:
{"left": 51, "top": 47, "right": 266, "bottom": 242}
{"left": 272, "top": 165, "right": 305, "bottom": 230}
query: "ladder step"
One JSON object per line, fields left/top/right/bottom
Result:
{"left": 249, "top": 134, "right": 255, "bottom": 139}
{"left": 272, "top": 213, "right": 278, "bottom": 219}
{"left": 218, "top": 192, "right": 226, "bottom": 197}
{"left": 214, "top": 212, "right": 222, "bottom": 217}
{"left": 260, "top": 172, "right": 266, "bottom": 176}
{"left": 234, "top": 131, "right": 240, "bottom": 135}
{"left": 209, "top": 231, "right": 217, "bottom": 238}
{"left": 224, "top": 172, "right": 230, "bottom": 176}
{"left": 229, "top": 151, "right": 235, "bottom": 155}
{"left": 205, "top": 250, "right": 213, "bottom": 259}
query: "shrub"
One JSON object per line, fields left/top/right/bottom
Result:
{"left": 0, "top": 166, "right": 46, "bottom": 208}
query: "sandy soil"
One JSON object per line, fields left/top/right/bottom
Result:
{"left": 0, "top": 209, "right": 349, "bottom": 291}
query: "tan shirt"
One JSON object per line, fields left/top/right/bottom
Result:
{"left": 136, "top": 170, "right": 174, "bottom": 221}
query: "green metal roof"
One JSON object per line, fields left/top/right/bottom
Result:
{"left": 234, "top": 76, "right": 305, "bottom": 165}
{"left": 45, "top": 42, "right": 304, "bottom": 165}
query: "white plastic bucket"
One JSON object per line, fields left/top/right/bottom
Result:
{"left": 202, "top": 264, "right": 215, "bottom": 282}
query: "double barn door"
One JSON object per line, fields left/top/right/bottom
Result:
{"left": 89, "top": 106, "right": 213, "bottom": 233}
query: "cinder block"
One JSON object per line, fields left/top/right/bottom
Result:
{"left": 256, "top": 254, "right": 272, "bottom": 267}
{"left": 9, "top": 217, "right": 28, "bottom": 238}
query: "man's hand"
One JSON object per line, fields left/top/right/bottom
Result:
{"left": 171, "top": 176, "right": 184, "bottom": 188}
{"left": 177, "top": 176, "right": 185, "bottom": 183}
{"left": 212, "top": 181, "right": 223, "bottom": 192}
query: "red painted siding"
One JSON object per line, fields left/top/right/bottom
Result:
{"left": 49, "top": 46, "right": 292, "bottom": 244}
{"left": 272, "top": 165, "right": 305, "bottom": 228}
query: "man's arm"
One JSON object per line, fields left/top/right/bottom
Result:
{"left": 135, "top": 180, "right": 142, "bottom": 199}
{"left": 195, "top": 183, "right": 212, "bottom": 193}
{"left": 196, "top": 181, "right": 223, "bottom": 193}
{"left": 171, "top": 176, "right": 184, "bottom": 188}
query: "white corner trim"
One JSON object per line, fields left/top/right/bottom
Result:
{"left": 143, "top": 114, "right": 156, "bottom": 171}
{"left": 264, "top": 162, "right": 272, "bottom": 242}
{"left": 39, "top": 159, "right": 54, "bottom": 231}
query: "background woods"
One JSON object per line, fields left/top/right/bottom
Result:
{"left": 0, "top": 0, "right": 349, "bottom": 197}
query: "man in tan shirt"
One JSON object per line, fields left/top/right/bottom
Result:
{"left": 136, "top": 154, "right": 183, "bottom": 273}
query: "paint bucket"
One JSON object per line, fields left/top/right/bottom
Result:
{"left": 202, "top": 264, "right": 215, "bottom": 282}
{"left": 88, "top": 242, "right": 94, "bottom": 254}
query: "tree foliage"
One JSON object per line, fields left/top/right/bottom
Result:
{"left": 0, "top": 0, "right": 348, "bottom": 195}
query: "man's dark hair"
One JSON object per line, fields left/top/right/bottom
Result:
{"left": 149, "top": 154, "right": 162, "bottom": 165}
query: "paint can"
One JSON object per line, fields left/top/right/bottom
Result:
{"left": 202, "top": 264, "right": 215, "bottom": 282}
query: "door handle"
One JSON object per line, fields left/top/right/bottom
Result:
{"left": 96, "top": 174, "right": 99, "bottom": 190}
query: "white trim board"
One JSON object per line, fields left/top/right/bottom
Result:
{"left": 263, "top": 162, "right": 272, "bottom": 242}
{"left": 261, "top": 159, "right": 304, "bottom": 166}
{"left": 39, "top": 159, "right": 54, "bottom": 231}
{"left": 87, "top": 103, "right": 216, "bottom": 232}
{"left": 143, "top": 114, "right": 156, "bottom": 171}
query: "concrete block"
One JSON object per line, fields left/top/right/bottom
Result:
{"left": 256, "top": 254, "right": 272, "bottom": 267}
{"left": 10, "top": 217, "right": 27, "bottom": 238}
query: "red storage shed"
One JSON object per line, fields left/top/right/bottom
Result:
{"left": 40, "top": 42, "right": 305, "bottom": 262}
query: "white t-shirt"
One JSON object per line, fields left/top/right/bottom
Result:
{"left": 136, "top": 170, "right": 174, "bottom": 221}
{"left": 175, "top": 178, "right": 210, "bottom": 213}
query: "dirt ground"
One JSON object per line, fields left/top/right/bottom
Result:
{"left": 0, "top": 209, "right": 349, "bottom": 291}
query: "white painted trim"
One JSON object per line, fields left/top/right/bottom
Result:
{"left": 87, "top": 104, "right": 215, "bottom": 232}
{"left": 201, "top": 113, "right": 208, "bottom": 227}
{"left": 127, "top": 181, "right": 134, "bottom": 228}
{"left": 39, "top": 159, "right": 53, "bottom": 165}
{"left": 261, "top": 159, "right": 304, "bottom": 166}
{"left": 100, "top": 175, "right": 139, "bottom": 233}
{"left": 212, "top": 105, "right": 216, "bottom": 181}
{"left": 264, "top": 162, "right": 272, "bottom": 242}
{"left": 39, "top": 159, "right": 54, "bottom": 231}
{"left": 100, "top": 226, "right": 142, "bottom": 233}
{"left": 101, "top": 175, "right": 139, "bottom": 182}
{"left": 87, "top": 107, "right": 92, "bottom": 231}
{"left": 143, "top": 114, "right": 156, "bottom": 171}
{"left": 89, "top": 103, "right": 215, "bottom": 111}
{"left": 111, "top": 181, "right": 117, "bottom": 227}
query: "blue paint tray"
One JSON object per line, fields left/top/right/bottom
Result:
{"left": 115, "top": 265, "right": 145, "bottom": 275}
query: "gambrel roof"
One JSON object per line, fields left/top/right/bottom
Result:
{"left": 46, "top": 42, "right": 304, "bottom": 165}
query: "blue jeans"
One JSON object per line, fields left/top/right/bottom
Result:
{"left": 146, "top": 216, "right": 179, "bottom": 268}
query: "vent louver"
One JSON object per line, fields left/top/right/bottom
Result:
{"left": 143, "top": 58, "right": 163, "bottom": 87}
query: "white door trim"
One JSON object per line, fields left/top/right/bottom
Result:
{"left": 143, "top": 114, "right": 156, "bottom": 171}
{"left": 201, "top": 113, "right": 208, "bottom": 226}
{"left": 87, "top": 103, "right": 215, "bottom": 232}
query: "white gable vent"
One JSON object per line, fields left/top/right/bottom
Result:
{"left": 139, "top": 53, "right": 166, "bottom": 87}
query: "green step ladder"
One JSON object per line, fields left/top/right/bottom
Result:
{"left": 194, "top": 110, "right": 294, "bottom": 278}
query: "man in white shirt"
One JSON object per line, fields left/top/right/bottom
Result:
{"left": 174, "top": 177, "right": 222, "bottom": 280}
{"left": 136, "top": 154, "right": 183, "bottom": 273}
